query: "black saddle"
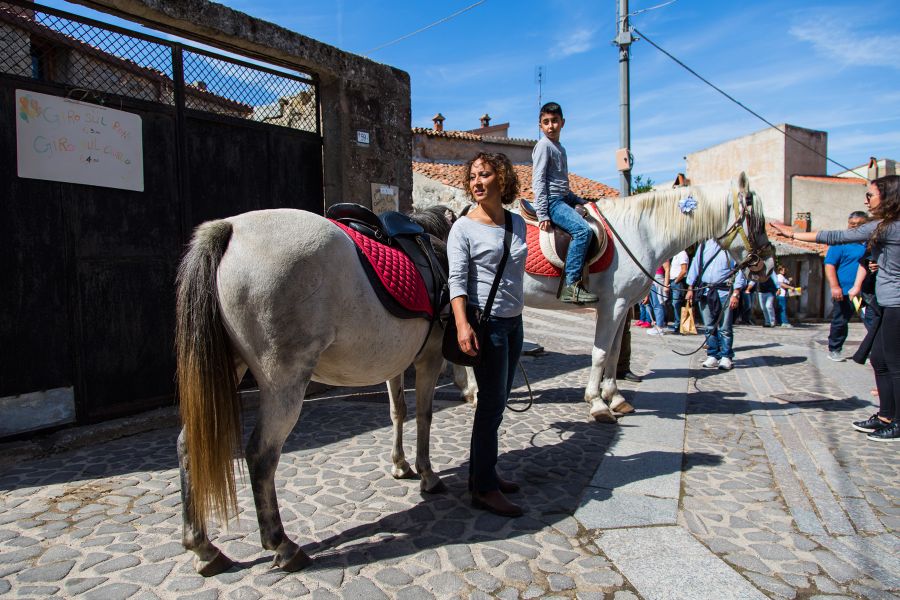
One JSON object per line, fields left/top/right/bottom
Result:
{"left": 326, "top": 203, "right": 448, "bottom": 321}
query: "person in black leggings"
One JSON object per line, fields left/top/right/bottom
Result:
{"left": 773, "top": 175, "right": 900, "bottom": 441}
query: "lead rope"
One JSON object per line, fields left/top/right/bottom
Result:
{"left": 507, "top": 361, "right": 534, "bottom": 412}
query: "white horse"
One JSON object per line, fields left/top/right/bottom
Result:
{"left": 175, "top": 207, "right": 452, "bottom": 576}
{"left": 451, "top": 174, "right": 773, "bottom": 422}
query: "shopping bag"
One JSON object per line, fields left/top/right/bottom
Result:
{"left": 680, "top": 303, "right": 698, "bottom": 335}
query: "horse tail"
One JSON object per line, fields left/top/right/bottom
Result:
{"left": 175, "top": 219, "right": 241, "bottom": 529}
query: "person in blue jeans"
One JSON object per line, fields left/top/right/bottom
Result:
{"left": 824, "top": 211, "right": 868, "bottom": 361}
{"left": 685, "top": 239, "right": 748, "bottom": 370}
{"left": 532, "top": 102, "right": 597, "bottom": 304}
{"left": 668, "top": 250, "right": 689, "bottom": 333}
{"left": 447, "top": 152, "right": 528, "bottom": 516}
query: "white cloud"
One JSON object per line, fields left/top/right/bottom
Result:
{"left": 550, "top": 27, "right": 596, "bottom": 58}
{"left": 789, "top": 12, "right": 900, "bottom": 69}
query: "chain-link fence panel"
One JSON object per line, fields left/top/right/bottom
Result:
{"left": 0, "top": 1, "right": 318, "bottom": 133}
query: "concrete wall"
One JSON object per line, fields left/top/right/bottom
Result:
{"left": 69, "top": 0, "right": 413, "bottom": 211}
{"left": 686, "top": 124, "right": 827, "bottom": 224}
{"left": 413, "top": 133, "right": 534, "bottom": 164}
{"left": 792, "top": 177, "right": 867, "bottom": 231}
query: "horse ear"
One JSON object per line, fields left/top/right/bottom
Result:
{"left": 443, "top": 208, "right": 456, "bottom": 227}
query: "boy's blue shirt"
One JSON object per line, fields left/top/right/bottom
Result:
{"left": 531, "top": 134, "right": 570, "bottom": 222}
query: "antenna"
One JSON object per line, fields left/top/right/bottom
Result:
{"left": 535, "top": 65, "right": 546, "bottom": 135}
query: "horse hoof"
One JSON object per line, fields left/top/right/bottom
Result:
{"left": 611, "top": 401, "right": 634, "bottom": 414}
{"left": 590, "top": 404, "right": 618, "bottom": 424}
{"left": 196, "top": 550, "right": 234, "bottom": 577}
{"left": 392, "top": 466, "right": 418, "bottom": 480}
{"left": 276, "top": 547, "right": 312, "bottom": 572}
{"left": 421, "top": 479, "right": 448, "bottom": 494}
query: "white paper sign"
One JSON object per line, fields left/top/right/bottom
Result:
{"left": 16, "top": 89, "right": 144, "bottom": 191}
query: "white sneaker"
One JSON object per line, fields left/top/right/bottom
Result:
{"left": 718, "top": 357, "right": 733, "bottom": 370}
{"left": 702, "top": 356, "right": 719, "bottom": 369}
{"left": 646, "top": 326, "right": 666, "bottom": 336}
{"left": 827, "top": 350, "right": 844, "bottom": 362}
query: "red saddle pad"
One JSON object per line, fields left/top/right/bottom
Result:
{"left": 523, "top": 214, "right": 616, "bottom": 277}
{"left": 331, "top": 220, "right": 432, "bottom": 317}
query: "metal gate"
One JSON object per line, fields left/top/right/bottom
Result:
{"left": 0, "top": 0, "right": 323, "bottom": 427}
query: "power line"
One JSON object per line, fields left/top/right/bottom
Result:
{"left": 365, "top": 1, "right": 487, "bottom": 56}
{"left": 632, "top": 26, "right": 854, "bottom": 174}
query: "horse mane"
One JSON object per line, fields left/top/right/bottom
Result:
{"left": 410, "top": 204, "right": 455, "bottom": 241}
{"left": 596, "top": 186, "right": 731, "bottom": 248}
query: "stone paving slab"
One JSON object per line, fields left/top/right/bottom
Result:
{"left": 595, "top": 526, "right": 768, "bottom": 600}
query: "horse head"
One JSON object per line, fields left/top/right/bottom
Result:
{"left": 716, "top": 172, "right": 775, "bottom": 282}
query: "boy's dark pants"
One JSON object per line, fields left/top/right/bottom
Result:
{"left": 471, "top": 315, "right": 524, "bottom": 493}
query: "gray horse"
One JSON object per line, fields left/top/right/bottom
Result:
{"left": 175, "top": 207, "right": 451, "bottom": 576}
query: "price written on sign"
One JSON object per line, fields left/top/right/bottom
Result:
{"left": 16, "top": 89, "right": 144, "bottom": 191}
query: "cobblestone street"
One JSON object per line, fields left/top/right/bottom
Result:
{"left": 0, "top": 310, "right": 896, "bottom": 599}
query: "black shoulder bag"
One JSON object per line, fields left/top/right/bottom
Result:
{"left": 442, "top": 212, "right": 514, "bottom": 367}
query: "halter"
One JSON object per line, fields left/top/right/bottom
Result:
{"left": 715, "top": 188, "right": 774, "bottom": 277}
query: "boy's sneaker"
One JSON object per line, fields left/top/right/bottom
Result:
{"left": 646, "top": 327, "right": 666, "bottom": 336}
{"left": 780, "top": 323, "right": 794, "bottom": 328}
{"left": 852, "top": 414, "right": 890, "bottom": 433}
{"left": 866, "top": 421, "right": 899, "bottom": 442}
{"left": 718, "top": 357, "right": 733, "bottom": 370}
{"left": 827, "top": 350, "right": 844, "bottom": 362}
{"left": 559, "top": 283, "right": 599, "bottom": 304}
{"left": 702, "top": 356, "right": 719, "bottom": 369}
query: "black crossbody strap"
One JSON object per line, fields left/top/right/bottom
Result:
{"left": 480, "top": 210, "right": 514, "bottom": 323}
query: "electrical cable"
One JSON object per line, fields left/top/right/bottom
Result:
{"left": 632, "top": 26, "right": 855, "bottom": 174}
{"left": 365, "top": 1, "right": 487, "bottom": 56}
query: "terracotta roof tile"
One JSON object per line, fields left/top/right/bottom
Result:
{"left": 413, "top": 161, "right": 619, "bottom": 201}
{"left": 412, "top": 127, "right": 536, "bottom": 145}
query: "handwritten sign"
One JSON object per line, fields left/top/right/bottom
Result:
{"left": 16, "top": 89, "right": 144, "bottom": 191}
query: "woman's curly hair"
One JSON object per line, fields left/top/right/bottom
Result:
{"left": 462, "top": 152, "right": 519, "bottom": 205}
{"left": 869, "top": 174, "right": 900, "bottom": 250}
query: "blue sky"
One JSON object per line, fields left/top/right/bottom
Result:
{"left": 43, "top": 0, "right": 900, "bottom": 189}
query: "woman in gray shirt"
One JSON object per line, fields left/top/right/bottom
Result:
{"left": 447, "top": 152, "right": 528, "bottom": 516}
{"left": 774, "top": 175, "right": 899, "bottom": 441}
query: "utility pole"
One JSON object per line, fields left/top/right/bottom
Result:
{"left": 615, "top": 0, "right": 634, "bottom": 197}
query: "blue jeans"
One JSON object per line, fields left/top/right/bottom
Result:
{"left": 776, "top": 295, "right": 789, "bottom": 325}
{"left": 548, "top": 193, "right": 592, "bottom": 286}
{"left": 739, "top": 290, "right": 756, "bottom": 324}
{"left": 828, "top": 297, "right": 854, "bottom": 352}
{"left": 471, "top": 314, "right": 523, "bottom": 493}
{"left": 638, "top": 303, "right": 652, "bottom": 323}
{"left": 758, "top": 292, "right": 775, "bottom": 326}
{"left": 697, "top": 289, "right": 735, "bottom": 360}
{"left": 649, "top": 284, "right": 666, "bottom": 328}
{"left": 670, "top": 281, "right": 686, "bottom": 329}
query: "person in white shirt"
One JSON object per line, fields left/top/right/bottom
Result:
{"left": 668, "top": 250, "right": 689, "bottom": 333}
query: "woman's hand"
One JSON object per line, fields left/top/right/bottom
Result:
{"left": 685, "top": 289, "right": 694, "bottom": 303}
{"left": 456, "top": 321, "right": 479, "bottom": 357}
{"left": 770, "top": 223, "right": 793, "bottom": 238}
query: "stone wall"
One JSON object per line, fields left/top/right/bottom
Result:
{"left": 68, "top": 0, "right": 413, "bottom": 211}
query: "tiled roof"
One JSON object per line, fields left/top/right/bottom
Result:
{"left": 412, "top": 128, "right": 482, "bottom": 141}
{"left": 412, "top": 161, "right": 619, "bottom": 201}
{"left": 793, "top": 175, "right": 867, "bottom": 185}
{"left": 766, "top": 223, "right": 827, "bottom": 257}
{"left": 412, "top": 127, "right": 536, "bottom": 145}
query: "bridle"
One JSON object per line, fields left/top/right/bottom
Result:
{"left": 714, "top": 188, "right": 774, "bottom": 280}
